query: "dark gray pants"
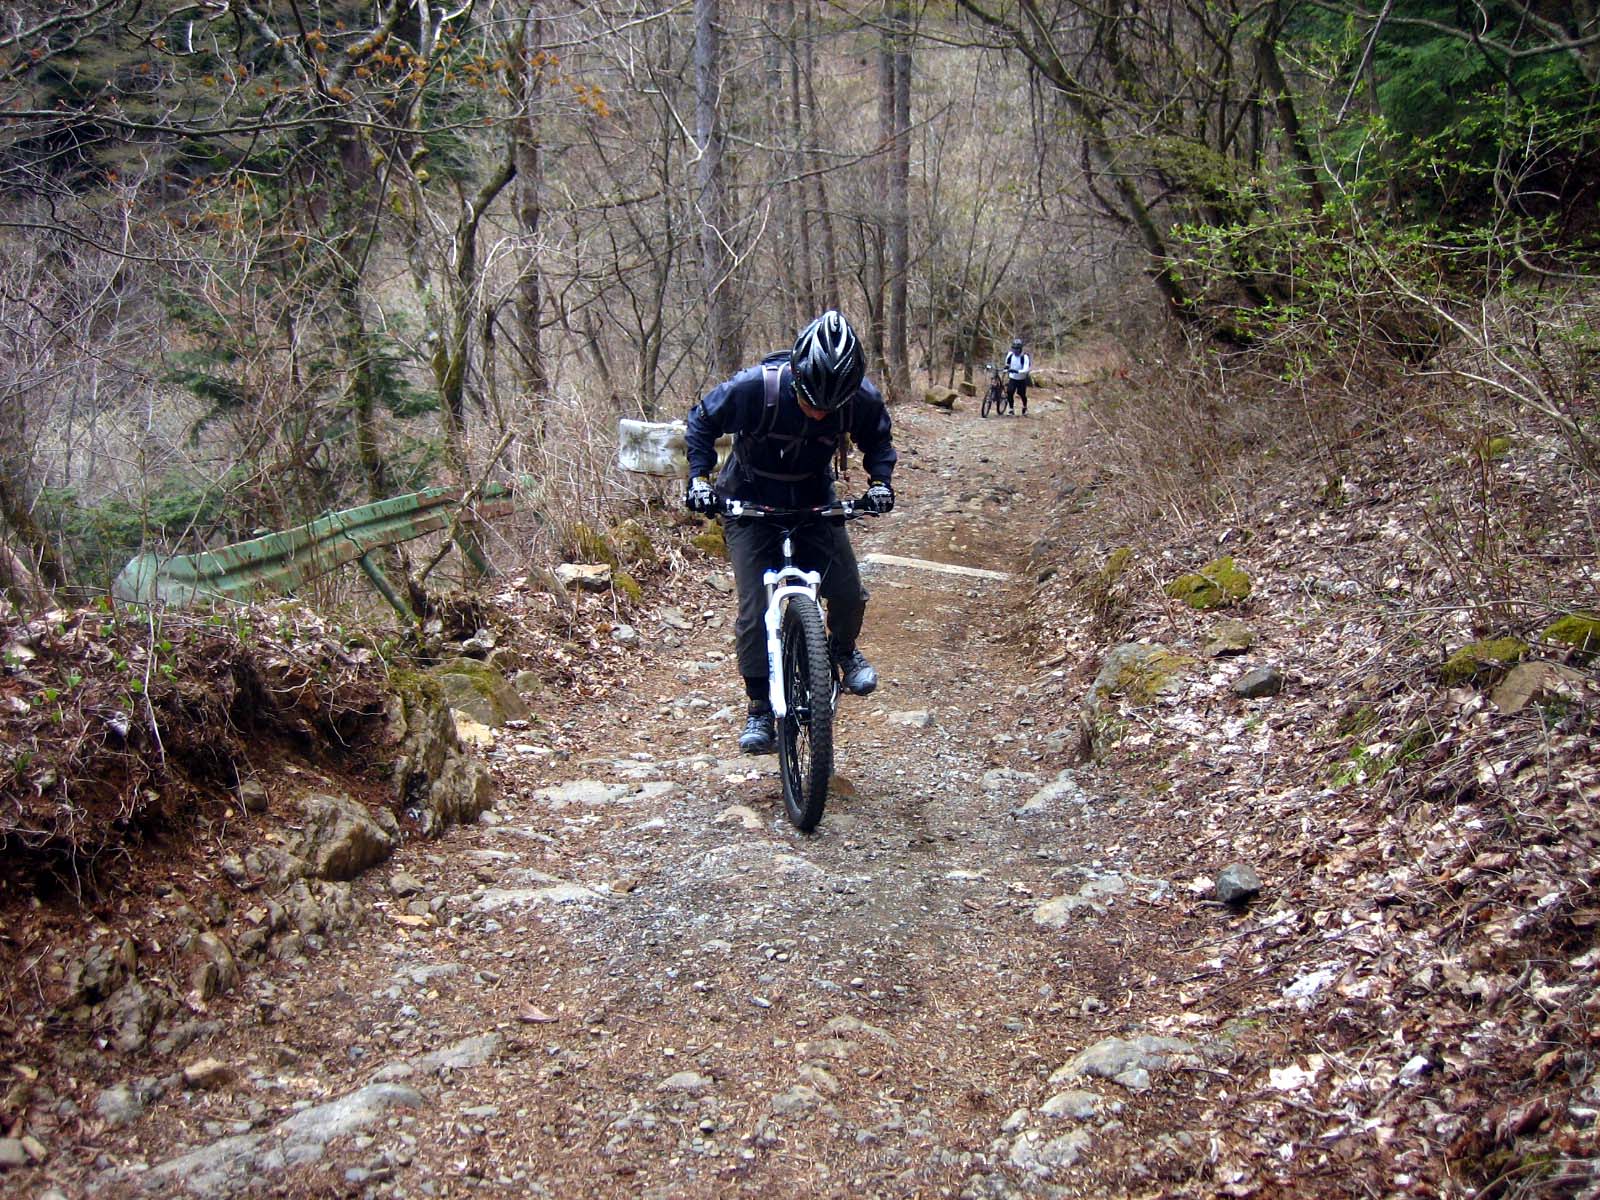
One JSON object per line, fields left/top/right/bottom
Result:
{"left": 723, "top": 516, "right": 867, "bottom": 684}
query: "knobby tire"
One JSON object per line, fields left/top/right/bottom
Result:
{"left": 777, "top": 595, "right": 834, "bottom": 832}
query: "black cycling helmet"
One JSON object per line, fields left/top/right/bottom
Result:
{"left": 790, "top": 310, "right": 865, "bottom": 412}
{"left": 1011, "top": 337, "right": 1024, "bottom": 351}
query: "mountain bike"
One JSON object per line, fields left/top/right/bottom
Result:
{"left": 980, "top": 364, "right": 1005, "bottom": 418}
{"left": 721, "top": 499, "right": 877, "bottom": 832}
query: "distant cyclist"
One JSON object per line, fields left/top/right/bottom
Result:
{"left": 683, "top": 312, "right": 899, "bottom": 755}
{"left": 1003, "top": 337, "right": 1032, "bottom": 415}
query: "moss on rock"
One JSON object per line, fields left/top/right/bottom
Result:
{"left": 568, "top": 523, "right": 619, "bottom": 568}
{"left": 1103, "top": 546, "right": 1133, "bottom": 582}
{"left": 1439, "top": 637, "right": 1529, "bottom": 686}
{"left": 1078, "top": 642, "right": 1196, "bottom": 761}
{"left": 608, "top": 519, "right": 658, "bottom": 567}
{"left": 1164, "top": 556, "right": 1251, "bottom": 610}
{"left": 690, "top": 522, "right": 727, "bottom": 558}
{"left": 386, "top": 667, "right": 444, "bottom": 714}
{"left": 429, "top": 657, "right": 530, "bottom": 726}
{"left": 613, "top": 570, "right": 643, "bottom": 604}
{"left": 1078, "top": 546, "right": 1136, "bottom": 630}
{"left": 1542, "top": 612, "right": 1600, "bottom": 658}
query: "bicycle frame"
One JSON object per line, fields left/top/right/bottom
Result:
{"left": 722, "top": 499, "right": 862, "bottom": 720}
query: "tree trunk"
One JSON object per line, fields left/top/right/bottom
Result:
{"left": 803, "top": 0, "right": 840, "bottom": 309}
{"left": 783, "top": 0, "right": 815, "bottom": 328}
{"left": 0, "top": 536, "right": 51, "bottom": 608}
{"left": 512, "top": 8, "right": 550, "bottom": 409}
{"left": 695, "top": 0, "right": 740, "bottom": 376}
{"left": 885, "top": 0, "right": 913, "bottom": 401}
{"left": 435, "top": 148, "right": 517, "bottom": 486}
{"left": 336, "top": 270, "right": 388, "bottom": 503}
{"left": 955, "top": 0, "right": 1203, "bottom": 323}
{"left": 1257, "top": 4, "right": 1325, "bottom": 210}
{"left": 0, "top": 388, "right": 65, "bottom": 591}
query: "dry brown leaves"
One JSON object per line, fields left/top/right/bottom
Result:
{"left": 1026, "top": 375, "right": 1599, "bottom": 1197}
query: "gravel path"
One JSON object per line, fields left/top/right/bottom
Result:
{"left": 79, "top": 394, "right": 1230, "bottom": 1199}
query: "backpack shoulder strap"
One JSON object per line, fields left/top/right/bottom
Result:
{"left": 756, "top": 356, "right": 785, "bottom": 440}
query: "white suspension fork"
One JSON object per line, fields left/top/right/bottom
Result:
{"left": 762, "top": 564, "right": 822, "bottom": 720}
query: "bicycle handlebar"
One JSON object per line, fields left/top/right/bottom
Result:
{"left": 721, "top": 498, "right": 878, "bottom": 520}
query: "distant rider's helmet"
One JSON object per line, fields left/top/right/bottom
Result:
{"left": 1011, "top": 338, "right": 1024, "bottom": 351}
{"left": 790, "top": 311, "right": 865, "bottom": 412}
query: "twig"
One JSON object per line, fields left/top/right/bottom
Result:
{"left": 414, "top": 427, "right": 520, "bottom": 589}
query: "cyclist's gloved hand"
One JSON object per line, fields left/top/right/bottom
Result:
{"left": 686, "top": 476, "right": 720, "bottom": 514}
{"left": 859, "top": 479, "right": 895, "bottom": 514}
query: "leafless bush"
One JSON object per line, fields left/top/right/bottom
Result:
{"left": 1077, "top": 286, "right": 1598, "bottom": 645}
{"left": 1078, "top": 328, "right": 1363, "bottom": 533}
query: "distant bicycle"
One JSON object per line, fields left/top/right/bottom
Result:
{"left": 980, "top": 363, "right": 1006, "bottom": 418}
{"left": 721, "top": 498, "right": 877, "bottom": 831}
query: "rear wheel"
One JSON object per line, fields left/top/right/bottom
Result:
{"left": 776, "top": 595, "right": 834, "bottom": 831}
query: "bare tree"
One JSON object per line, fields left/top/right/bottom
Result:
{"left": 695, "top": 0, "right": 740, "bottom": 375}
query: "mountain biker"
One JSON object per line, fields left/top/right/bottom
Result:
{"left": 1003, "top": 337, "right": 1032, "bottom": 415}
{"left": 683, "top": 311, "right": 899, "bottom": 755}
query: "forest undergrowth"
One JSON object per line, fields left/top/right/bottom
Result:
{"left": 1022, "top": 320, "right": 1599, "bottom": 1197}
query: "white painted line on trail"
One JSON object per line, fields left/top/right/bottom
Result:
{"left": 860, "top": 553, "right": 1014, "bottom": 582}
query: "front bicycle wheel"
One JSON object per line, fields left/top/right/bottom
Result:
{"left": 776, "top": 595, "right": 834, "bottom": 832}
{"left": 981, "top": 387, "right": 996, "bottom": 418}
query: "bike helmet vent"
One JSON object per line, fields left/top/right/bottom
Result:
{"left": 790, "top": 311, "right": 865, "bottom": 412}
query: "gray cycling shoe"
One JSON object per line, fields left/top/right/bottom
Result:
{"left": 739, "top": 709, "right": 776, "bottom": 755}
{"left": 835, "top": 648, "right": 878, "bottom": 696}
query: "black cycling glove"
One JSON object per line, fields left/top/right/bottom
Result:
{"left": 685, "top": 476, "right": 720, "bottom": 514}
{"left": 859, "top": 479, "right": 895, "bottom": 514}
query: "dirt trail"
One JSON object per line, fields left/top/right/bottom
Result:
{"left": 82, "top": 392, "right": 1221, "bottom": 1199}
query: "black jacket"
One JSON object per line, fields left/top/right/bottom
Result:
{"left": 685, "top": 360, "right": 897, "bottom": 507}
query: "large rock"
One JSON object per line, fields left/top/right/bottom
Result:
{"left": 296, "top": 793, "right": 397, "bottom": 881}
{"left": 138, "top": 1083, "right": 423, "bottom": 1195}
{"left": 1215, "top": 863, "right": 1262, "bottom": 904}
{"left": 1054, "top": 1035, "right": 1197, "bottom": 1091}
{"left": 555, "top": 563, "right": 612, "bottom": 592}
{"left": 1202, "top": 618, "right": 1256, "bottom": 657}
{"left": 1087, "top": 644, "right": 1193, "bottom": 708}
{"left": 1231, "top": 665, "right": 1283, "bottom": 698}
{"left": 1079, "top": 643, "right": 1194, "bottom": 759}
{"left": 922, "top": 387, "right": 958, "bottom": 410}
{"left": 386, "top": 683, "right": 494, "bottom": 836}
{"left": 616, "top": 418, "right": 687, "bottom": 476}
{"left": 427, "top": 658, "right": 529, "bottom": 727}
{"left": 95, "top": 1083, "right": 148, "bottom": 1128}
{"left": 103, "top": 980, "right": 169, "bottom": 1054}
{"left": 66, "top": 939, "right": 138, "bottom": 1004}
{"left": 1491, "top": 661, "right": 1590, "bottom": 713}
{"left": 1009, "top": 1128, "right": 1091, "bottom": 1176}
{"left": 1164, "top": 556, "right": 1251, "bottom": 610}
{"left": 1439, "top": 637, "right": 1528, "bottom": 686}
{"left": 1033, "top": 874, "right": 1127, "bottom": 926}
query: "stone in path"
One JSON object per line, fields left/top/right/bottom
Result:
{"left": 138, "top": 1083, "right": 423, "bottom": 1196}
{"left": 1009, "top": 1128, "right": 1092, "bottom": 1177}
{"left": 1013, "top": 770, "right": 1092, "bottom": 816}
{"left": 1032, "top": 874, "right": 1127, "bottom": 926}
{"left": 1053, "top": 1035, "right": 1198, "bottom": 1093}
